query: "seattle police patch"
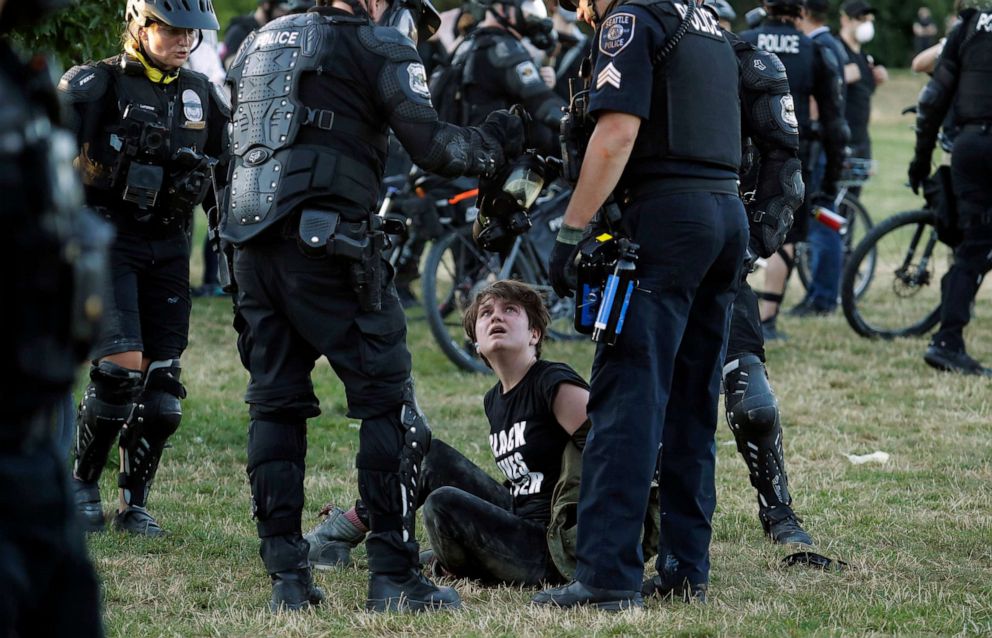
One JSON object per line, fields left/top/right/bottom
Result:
{"left": 407, "top": 62, "right": 431, "bottom": 99}
{"left": 515, "top": 61, "right": 542, "bottom": 85}
{"left": 599, "top": 13, "right": 636, "bottom": 58}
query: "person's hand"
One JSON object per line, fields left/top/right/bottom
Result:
{"left": 549, "top": 224, "right": 583, "bottom": 298}
{"left": 872, "top": 64, "right": 888, "bottom": 84}
{"left": 539, "top": 66, "right": 556, "bottom": 89}
{"left": 908, "top": 152, "right": 932, "bottom": 195}
{"left": 481, "top": 109, "right": 526, "bottom": 159}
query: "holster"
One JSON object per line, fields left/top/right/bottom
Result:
{"left": 298, "top": 208, "right": 399, "bottom": 312}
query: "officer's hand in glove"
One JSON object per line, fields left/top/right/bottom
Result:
{"left": 549, "top": 223, "right": 584, "bottom": 298}
{"left": 908, "top": 152, "right": 932, "bottom": 195}
{"left": 481, "top": 109, "right": 526, "bottom": 159}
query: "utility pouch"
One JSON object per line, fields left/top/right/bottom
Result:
{"left": 123, "top": 162, "right": 164, "bottom": 211}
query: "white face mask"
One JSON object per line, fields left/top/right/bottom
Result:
{"left": 855, "top": 20, "right": 875, "bottom": 43}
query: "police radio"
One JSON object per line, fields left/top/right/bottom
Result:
{"left": 559, "top": 69, "right": 594, "bottom": 186}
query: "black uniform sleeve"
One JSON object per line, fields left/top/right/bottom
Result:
{"left": 914, "top": 16, "right": 966, "bottom": 159}
{"left": 733, "top": 36, "right": 805, "bottom": 258}
{"left": 57, "top": 63, "right": 113, "bottom": 141}
{"left": 587, "top": 6, "right": 664, "bottom": 119}
{"left": 487, "top": 38, "right": 566, "bottom": 154}
{"left": 810, "top": 39, "right": 849, "bottom": 200}
{"left": 363, "top": 26, "right": 509, "bottom": 178}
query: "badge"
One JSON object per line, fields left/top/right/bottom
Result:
{"left": 407, "top": 62, "right": 431, "bottom": 100}
{"left": 599, "top": 12, "right": 636, "bottom": 58}
{"left": 515, "top": 61, "right": 541, "bottom": 85}
{"left": 183, "top": 89, "right": 204, "bottom": 122}
{"left": 596, "top": 62, "right": 622, "bottom": 90}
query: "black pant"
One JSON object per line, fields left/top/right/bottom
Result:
{"left": 93, "top": 227, "right": 191, "bottom": 360}
{"left": 418, "top": 441, "right": 562, "bottom": 586}
{"left": 575, "top": 191, "right": 747, "bottom": 591}
{"left": 0, "top": 419, "right": 103, "bottom": 638}
{"left": 234, "top": 235, "right": 417, "bottom": 575}
{"left": 727, "top": 281, "right": 765, "bottom": 363}
{"left": 934, "top": 129, "right": 992, "bottom": 351}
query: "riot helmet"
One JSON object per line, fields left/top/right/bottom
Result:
{"left": 475, "top": 0, "right": 557, "bottom": 50}
{"left": 126, "top": 0, "right": 220, "bottom": 30}
{"left": 0, "top": 0, "right": 71, "bottom": 32}
{"left": 379, "top": 0, "right": 442, "bottom": 42}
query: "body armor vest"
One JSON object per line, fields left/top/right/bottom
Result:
{"left": 624, "top": 0, "right": 741, "bottom": 173}
{"left": 955, "top": 10, "right": 992, "bottom": 125}
{"left": 743, "top": 21, "right": 814, "bottom": 130}
{"left": 225, "top": 12, "right": 382, "bottom": 245}
{"left": 82, "top": 56, "right": 211, "bottom": 219}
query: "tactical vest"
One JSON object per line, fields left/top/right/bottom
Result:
{"left": 82, "top": 56, "right": 211, "bottom": 219}
{"left": 956, "top": 10, "right": 992, "bottom": 125}
{"left": 225, "top": 12, "right": 384, "bottom": 245}
{"left": 744, "top": 20, "right": 814, "bottom": 129}
{"left": 623, "top": 0, "right": 741, "bottom": 173}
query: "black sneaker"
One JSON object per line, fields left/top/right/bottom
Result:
{"left": 924, "top": 345, "right": 992, "bottom": 377}
{"left": 304, "top": 505, "right": 366, "bottom": 569}
{"left": 366, "top": 568, "right": 461, "bottom": 612}
{"left": 787, "top": 299, "right": 833, "bottom": 318}
{"left": 270, "top": 568, "right": 325, "bottom": 613}
{"left": 760, "top": 507, "right": 814, "bottom": 546}
{"left": 531, "top": 580, "right": 643, "bottom": 611}
{"left": 73, "top": 480, "right": 105, "bottom": 533}
{"left": 112, "top": 506, "right": 167, "bottom": 537}
{"left": 640, "top": 576, "right": 707, "bottom": 604}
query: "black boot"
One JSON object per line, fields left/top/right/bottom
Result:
{"left": 270, "top": 568, "right": 325, "bottom": 612}
{"left": 641, "top": 575, "right": 707, "bottom": 604}
{"left": 760, "top": 505, "right": 813, "bottom": 546}
{"left": 366, "top": 568, "right": 461, "bottom": 612}
{"left": 532, "top": 580, "right": 643, "bottom": 611}
{"left": 73, "top": 481, "right": 105, "bottom": 533}
{"left": 113, "top": 506, "right": 166, "bottom": 537}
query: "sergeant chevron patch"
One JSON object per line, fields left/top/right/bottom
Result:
{"left": 596, "top": 62, "right": 622, "bottom": 90}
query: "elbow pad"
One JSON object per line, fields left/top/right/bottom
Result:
{"left": 749, "top": 154, "right": 803, "bottom": 258}
{"left": 740, "top": 49, "right": 798, "bottom": 151}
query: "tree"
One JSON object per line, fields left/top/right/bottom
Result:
{"left": 9, "top": 1, "right": 124, "bottom": 68}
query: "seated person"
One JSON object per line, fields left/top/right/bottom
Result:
{"left": 305, "top": 279, "right": 588, "bottom": 586}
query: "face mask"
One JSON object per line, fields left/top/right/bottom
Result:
{"left": 855, "top": 20, "right": 874, "bottom": 43}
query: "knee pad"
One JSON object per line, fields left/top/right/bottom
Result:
{"left": 118, "top": 360, "right": 186, "bottom": 507}
{"left": 723, "top": 355, "right": 779, "bottom": 439}
{"left": 247, "top": 419, "right": 307, "bottom": 538}
{"left": 73, "top": 361, "right": 143, "bottom": 483}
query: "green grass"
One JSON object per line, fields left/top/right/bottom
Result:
{"left": 84, "top": 70, "right": 992, "bottom": 636}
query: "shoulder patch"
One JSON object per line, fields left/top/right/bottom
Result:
{"left": 599, "top": 12, "right": 636, "bottom": 58}
{"left": 58, "top": 64, "right": 111, "bottom": 103}
{"left": 396, "top": 61, "right": 433, "bottom": 106}
{"left": 514, "top": 60, "right": 542, "bottom": 86}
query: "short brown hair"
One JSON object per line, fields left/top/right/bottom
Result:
{"left": 463, "top": 280, "right": 550, "bottom": 361}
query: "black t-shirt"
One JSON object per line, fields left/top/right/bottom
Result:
{"left": 843, "top": 41, "right": 876, "bottom": 146}
{"left": 483, "top": 360, "right": 587, "bottom": 524}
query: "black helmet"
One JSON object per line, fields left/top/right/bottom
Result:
{"left": 763, "top": 0, "right": 805, "bottom": 15}
{"left": 126, "top": 0, "right": 220, "bottom": 30}
{"left": 473, "top": 0, "right": 556, "bottom": 50}
{"left": 704, "top": 0, "right": 736, "bottom": 22}
{"left": 0, "top": 0, "right": 71, "bottom": 32}
{"left": 380, "top": 0, "right": 442, "bottom": 41}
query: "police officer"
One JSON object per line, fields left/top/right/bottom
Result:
{"left": 222, "top": 0, "right": 524, "bottom": 612}
{"left": 220, "top": 0, "right": 292, "bottom": 67}
{"left": 741, "top": 0, "right": 847, "bottom": 338}
{"left": 722, "top": 24, "right": 813, "bottom": 546}
{"left": 59, "top": 0, "right": 230, "bottom": 536}
{"left": 1, "top": 0, "right": 109, "bottom": 634}
{"left": 909, "top": 0, "right": 992, "bottom": 377}
{"left": 442, "top": 0, "right": 565, "bottom": 154}
{"left": 538, "top": 0, "right": 748, "bottom": 608}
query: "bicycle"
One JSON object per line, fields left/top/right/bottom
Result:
{"left": 794, "top": 157, "right": 877, "bottom": 300}
{"left": 421, "top": 180, "right": 579, "bottom": 374}
{"left": 839, "top": 172, "right": 954, "bottom": 339}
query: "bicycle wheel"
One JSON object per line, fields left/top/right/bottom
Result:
{"left": 511, "top": 242, "right": 583, "bottom": 343}
{"left": 422, "top": 226, "right": 535, "bottom": 374}
{"left": 796, "top": 194, "right": 875, "bottom": 299}
{"left": 841, "top": 209, "right": 948, "bottom": 339}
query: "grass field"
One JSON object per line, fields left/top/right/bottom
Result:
{"left": 83, "top": 70, "right": 992, "bottom": 637}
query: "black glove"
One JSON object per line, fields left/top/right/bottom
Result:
{"left": 908, "top": 151, "right": 932, "bottom": 195}
{"left": 481, "top": 109, "right": 526, "bottom": 160}
{"left": 549, "top": 224, "right": 584, "bottom": 298}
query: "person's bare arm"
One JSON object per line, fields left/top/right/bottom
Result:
{"left": 553, "top": 383, "right": 590, "bottom": 436}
